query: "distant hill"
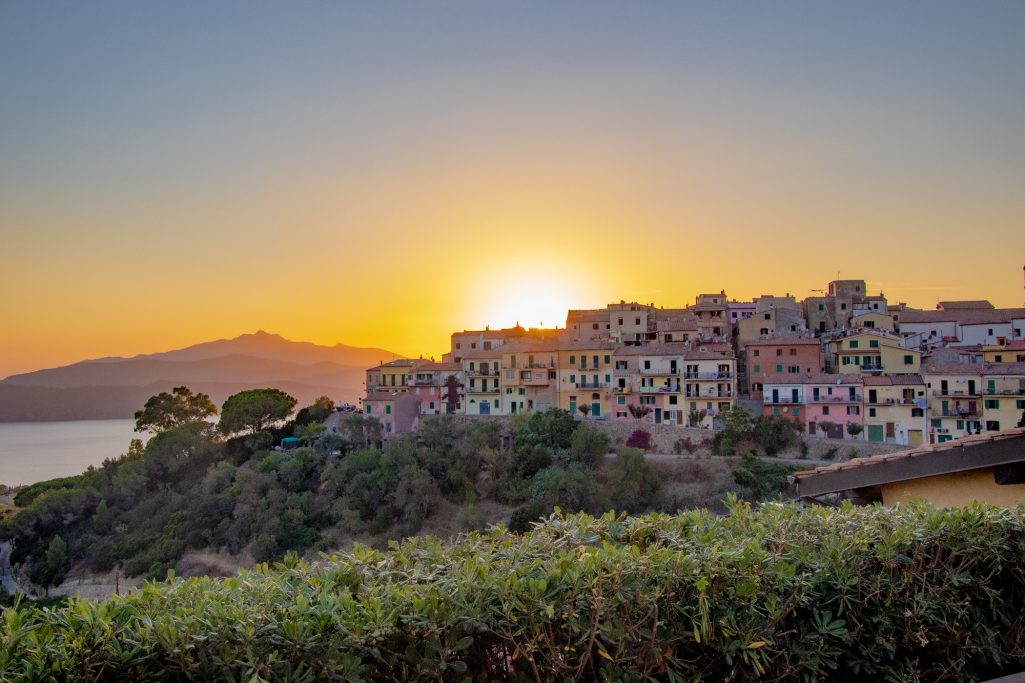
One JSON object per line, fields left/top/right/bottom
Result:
{"left": 0, "top": 332, "right": 406, "bottom": 422}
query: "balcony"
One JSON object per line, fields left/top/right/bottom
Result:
{"left": 810, "top": 394, "right": 862, "bottom": 403}
{"left": 764, "top": 396, "right": 798, "bottom": 405}
{"left": 984, "top": 388, "right": 1025, "bottom": 396}
{"left": 413, "top": 378, "right": 436, "bottom": 386}
{"left": 684, "top": 371, "right": 734, "bottom": 380}
{"left": 861, "top": 364, "right": 884, "bottom": 372}
{"left": 465, "top": 369, "right": 498, "bottom": 378}
{"left": 575, "top": 382, "right": 609, "bottom": 389}
{"left": 931, "top": 389, "right": 979, "bottom": 398}
{"left": 466, "top": 385, "right": 500, "bottom": 394}
{"left": 521, "top": 375, "right": 550, "bottom": 386}
{"left": 640, "top": 385, "right": 680, "bottom": 394}
{"left": 930, "top": 408, "right": 980, "bottom": 418}
{"left": 640, "top": 368, "right": 680, "bottom": 376}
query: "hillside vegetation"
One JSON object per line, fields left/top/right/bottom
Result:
{"left": 3, "top": 502, "right": 1024, "bottom": 681}
{"left": 0, "top": 396, "right": 793, "bottom": 586}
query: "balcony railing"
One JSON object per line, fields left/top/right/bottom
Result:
{"left": 465, "top": 370, "right": 498, "bottom": 377}
{"left": 640, "top": 368, "right": 680, "bottom": 376}
{"left": 984, "top": 388, "right": 1025, "bottom": 396}
{"left": 810, "top": 394, "right": 862, "bottom": 403}
{"left": 639, "top": 385, "right": 680, "bottom": 394}
{"left": 930, "top": 408, "right": 980, "bottom": 418}
{"left": 575, "top": 382, "right": 610, "bottom": 389}
{"left": 465, "top": 385, "right": 500, "bottom": 394}
{"left": 765, "top": 397, "right": 799, "bottom": 404}
{"left": 930, "top": 389, "right": 979, "bottom": 397}
{"left": 684, "top": 371, "right": 734, "bottom": 380}
{"left": 861, "top": 364, "right": 884, "bottom": 371}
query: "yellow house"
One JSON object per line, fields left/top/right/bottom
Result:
{"left": 922, "top": 364, "right": 983, "bottom": 443}
{"left": 982, "top": 340, "right": 1025, "bottom": 364}
{"left": 683, "top": 349, "right": 737, "bottom": 428}
{"left": 460, "top": 350, "right": 503, "bottom": 416}
{"left": 499, "top": 341, "right": 560, "bottom": 414}
{"left": 827, "top": 330, "right": 920, "bottom": 376}
{"left": 369, "top": 359, "right": 426, "bottom": 393}
{"left": 556, "top": 341, "right": 617, "bottom": 419}
{"left": 849, "top": 311, "right": 895, "bottom": 333}
{"left": 862, "top": 374, "right": 927, "bottom": 446}
{"left": 981, "top": 363, "right": 1025, "bottom": 433}
{"left": 794, "top": 428, "right": 1025, "bottom": 508}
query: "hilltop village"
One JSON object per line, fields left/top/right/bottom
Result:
{"left": 364, "top": 278, "right": 1025, "bottom": 447}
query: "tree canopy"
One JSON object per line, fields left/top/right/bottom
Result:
{"left": 218, "top": 389, "right": 297, "bottom": 436}
{"left": 133, "top": 386, "right": 217, "bottom": 433}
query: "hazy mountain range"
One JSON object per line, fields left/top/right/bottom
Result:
{"left": 0, "top": 332, "right": 404, "bottom": 422}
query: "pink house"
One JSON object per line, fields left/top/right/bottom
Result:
{"left": 802, "top": 374, "right": 864, "bottom": 439}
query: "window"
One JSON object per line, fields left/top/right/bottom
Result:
{"left": 569, "top": 355, "right": 576, "bottom": 365}
{"left": 850, "top": 340, "right": 859, "bottom": 349}
{"left": 455, "top": 343, "right": 461, "bottom": 350}
{"left": 617, "top": 396, "right": 626, "bottom": 405}
{"left": 776, "top": 364, "right": 783, "bottom": 372}
{"left": 1018, "top": 400, "right": 1025, "bottom": 410}
{"left": 818, "top": 303, "right": 824, "bottom": 311}
{"left": 604, "top": 355, "right": 611, "bottom": 364}
{"left": 841, "top": 303, "right": 847, "bottom": 310}
{"left": 869, "top": 408, "right": 876, "bottom": 417}
{"left": 847, "top": 406, "right": 860, "bottom": 415}
{"left": 635, "top": 318, "right": 641, "bottom": 325}
{"left": 618, "top": 317, "right": 623, "bottom": 325}
{"left": 772, "top": 407, "right": 780, "bottom": 416}
{"left": 569, "top": 374, "right": 576, "bottom": 383}
{"left": 789, "top": 348, "right": 797, "bottom": 356}
{"left": 985, "top": 399, "right": 1000, "bottom": 409}
{"left": 385, "top": 405, "right": 392, "bottom": 414}
{"left": 822, "top": 406, "right": 830, "bottom": 415}
{"left": 995, "top": 355, "right": 1003, "bottom": 362}
{"left": 753, "top": 364, "right": 761, "bottom": 373}
{"left": 776, "top": 349, "right": 783, "bottom": 356}
{"left": 788, "top": 365, "right": 800, "bottom": 373}
{"left": 592, "top": 323, "right": 599, "bottom": 330}
{"left": 986, "top": 421, "right": 1000, "bottom": 432}
{"left": 644, "top": 360, "right": 651, "bottom": 370}
{"left": 753, "top": 349, "right": 760, "bottom": 357}
{"left": 640, "top": 396, "right": 655, "bottom": 405}
{"left": 869, "top": 340, "right": 879, "bottom": 348}
{"left": 366, "top": 405, "right": 372, "bottom": 414}
{"left": 760, "top": 328, "right": 769, "bottom": 335}
{"left": 903, "top": 355, "right": 914, "bottom": 365}
{"left": 792, "top": 408, "right": 799, "bottom": 416}
{"left": 764, "top": 313, "right": 771, "bottom": 320}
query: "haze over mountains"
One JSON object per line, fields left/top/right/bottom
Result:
{"left": 0, "top": 332, "right": 404, "bottom": 422}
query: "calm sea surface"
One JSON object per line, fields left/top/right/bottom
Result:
{"left": 0, "top": 420, "right": 142, "bottom": 486}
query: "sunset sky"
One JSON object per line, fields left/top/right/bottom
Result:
{"left": 2, "top": 2, "right": 1024, "bottom": 378}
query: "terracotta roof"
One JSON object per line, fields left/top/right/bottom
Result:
{"left": 746, "top": 336, "right": 821, "bottom": 347}
{"left": 366, "top": 358, "right": 424, "bottom": 371}
{"left": 554, "top": 340, "right": 618, "bottom": 351}
{"left": 693, "top": 342, "right": 735, "bottom": 353}
{"left": 566, "top": 309, "right": 609, "bottom": 323}
{"left": 412, "top": 362, "right": 462, "bottom": 372}
{"left": 937, "top": 300, "right": 994, "bottom": 310}
{"left": 793, "top": 427, "right": 1025, "bottom": 496}
{"left": 990, "top": 340, "right": 1025, "bottom": 352}
{"left": 900, "top": 308, "right": 1025, "bottom": 325}
{"left": 684, "top": 349, "right": 735, "bottom": 361}
{"left": 862, "top": 374, "right": 924, "bottom": 386}
{"left": 364, "top": 391, "right": 415, "bottom": 402}
{"left": 922, "top": 363, "right": 984, "bottom": 376}
{"left": 982, "top": 362, "right": 1025, "bottom": 376}
{"left": 612, "top": 343, "right": 690, "bottom": 357}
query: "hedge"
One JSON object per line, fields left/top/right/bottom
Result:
{"left": 3, "top": 500, "right": 1025, "bottom": 681}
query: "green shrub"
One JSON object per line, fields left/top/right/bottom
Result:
{"left": 3, "top": 502, "right": 1025, "bottom": 681}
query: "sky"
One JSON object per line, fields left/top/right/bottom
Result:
{"left": 2, "top": 2, "right": 1024, "bottom": 377}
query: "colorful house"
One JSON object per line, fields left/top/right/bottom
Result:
{"left": 611, "top": 344, "right": 688, "bottom": 425}
{"left": 682, "top": 349, "right": 737, "bottom": 427}
{"left": 922, "top": 363, "right": 983, "bottom": 443}
{"left": 363, "top": 392, "right": 421, "bottom": 438}
{"left": 461, "top": 349, "right": 504, "bottom": 416}
{"left": 745, "top": 336, "right": 824, "bottom": 399}
{"left": 802, "top": 374, "right": 864, "bottom": 439}
{"left": 862, "top": 375, "right": 927, "bottom": 446}
{"left": 499, "top": 341, "right": 560, "bottom": 414}
{"left": 980, "top": 363, "right": 1025, "bottom": 433}
{"left": 556, "top": 341, "right": 617, "bottom": 419}
{"left": 407, "top": 361, "right": 464, "bottom": 416}
{"left": 826, "top": 330, "right": 920, "bottom": 376}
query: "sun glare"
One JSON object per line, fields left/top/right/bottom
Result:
{"left": 480, "top": 281, "right": 577, "bottom": 331}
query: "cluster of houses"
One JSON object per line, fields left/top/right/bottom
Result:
{"left": 363, "top": 279, "right": 1025, "bottom": 448}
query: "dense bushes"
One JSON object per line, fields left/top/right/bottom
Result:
{"left": 3, "top": 502, "right": 1024, "bottom": 681}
